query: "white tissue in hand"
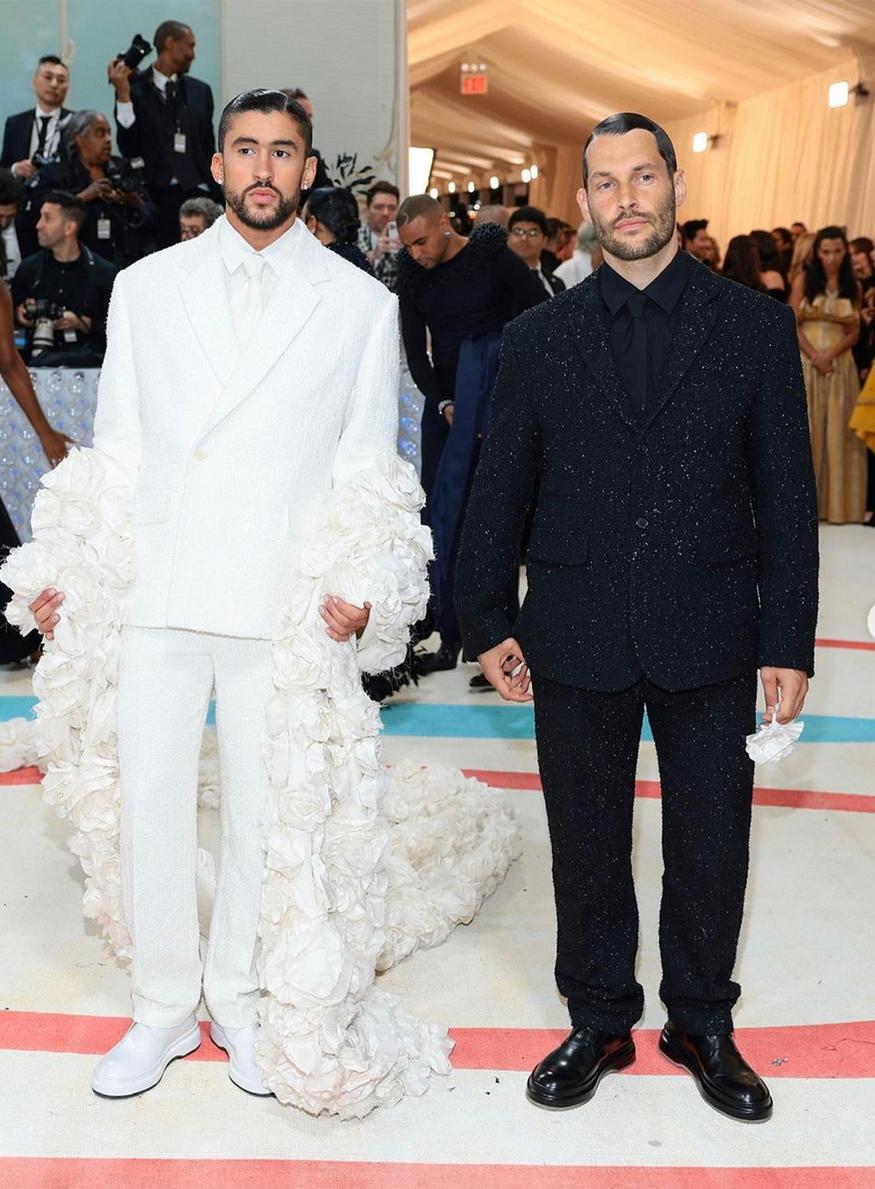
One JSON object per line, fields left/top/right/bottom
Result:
{"left": 745, "top": 717, "right": 804, "bottom": 763}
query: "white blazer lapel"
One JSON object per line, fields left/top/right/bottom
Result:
{"left": 197, "top": 225, "right": 329, "bottom": 441}
{"left": 178, "top": 230, "right": 238, "bottom": 389}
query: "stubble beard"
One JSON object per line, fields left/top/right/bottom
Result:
{"left": 224, "top": 183, "right": 300, "bottom": 232}
{"left": 591, "top": 190, "right": 677, "bottom": 262}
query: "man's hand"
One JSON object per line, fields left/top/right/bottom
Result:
{"left": 760, "top": 667, "right": 809, "bottom": 725}
{"left": 320, "top": 595, "right": 371, "bottom": 642}
{"left": 28, "top": 588, "right": 65, "bottom": 640}
{"left": 13, "top": 159, "right": 37, "bottom": 179}
{"left": 442, "top": 402, "right": 455, "bottom": 426}
{"left": 108, "top": 59, "right": 133, "bottom": 102}
{"left": 17, "top": 303, "right": 34, "bottom": 328}
{"left": 53, "top": 309, "right": 82, "bottom": 332}
{"left": 479, "top": 637, "right": 533, "bottom": 702}
{"left": 38, "top": 427, "right": 74, "bottom": 468}
{"left": 79, "top": 178, "right": 114, "bottom": 203}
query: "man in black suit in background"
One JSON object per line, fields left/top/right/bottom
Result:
{"left": 455, "top": 113, "right": 818, "bottom": 1123}
{"left": 1, "top": 55, "right": 72, "bottom": 179}
{"left": 108, "top": 20, "right": 218, "bottom": 247}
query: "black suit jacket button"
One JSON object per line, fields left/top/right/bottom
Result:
{"left": 635, "top": 517, "right": 649, "bottom": 529}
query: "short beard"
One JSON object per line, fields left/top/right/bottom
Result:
{"left": 591, "top": 190, "right": 677, "bottom": 262}
{"left": 224, "top": 183, "right": 299, "bottom": 232}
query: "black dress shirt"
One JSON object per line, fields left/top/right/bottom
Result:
{"left": 599, "top": 249, "right": 691, "bottom": 417}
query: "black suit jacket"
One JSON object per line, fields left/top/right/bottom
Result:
{"left": 115, "top": 73, "right": 215, "bottom": 190}
{"left": 455, "top": 257, "right": 819, "bottom": 692}
{"left": 1, "top": 107, "right": 72, "bottom": 168}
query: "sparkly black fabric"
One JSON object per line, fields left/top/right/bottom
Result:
{"left": 534, "top": 670, "right": 757, "bottom": 1034}
{"left": 455, "top": 256, "right": 820, "bottom": 691}
{"left": 454, "top": 254, "right": 819, "bottom": 1036}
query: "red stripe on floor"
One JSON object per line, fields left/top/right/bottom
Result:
{"left": 5, "top": 766, "right": 874, "bottom": 815}
{"left": 462, "top": 770, "right": 875, "bottom": 815}
{"left": 816, "top": 637, "right": 875, "bottom": 652}
{"left": 0, "top": 1159, "right": 872, "bottom": 1189}
{"left": 0, "top": 764, "right": 41, "bottom": 785}
{"left": 2, "top": 1012, "right": 874, "bottom": 1079}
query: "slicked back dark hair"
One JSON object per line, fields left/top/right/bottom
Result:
{"left": 0, "top": 168, "right": 25, "bottom": 206}
{"left": 218, "top": 89, "right": 313, "bottom": 155}
{"left": 36, "top": 55, "right": 66, "bottom": 72}
{"left": 154, "top": 20, "right": 191, "bottom": 52}
{"left": 582, "top": 112, "right": 677, "bottom": 188}
{"left": 41, "top": 190, "right": 87, "bottom": 232}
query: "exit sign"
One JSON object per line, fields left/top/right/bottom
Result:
{"left": 460, "top": 63, "right": 488, "bottom": 95}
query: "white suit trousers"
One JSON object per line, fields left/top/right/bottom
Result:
{"left": 117, "top": 625, "right": 274, "bottom": 1028}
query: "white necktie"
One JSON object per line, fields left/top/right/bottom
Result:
{"left": 239, "top": 254, "right": 265, "bottom": 348}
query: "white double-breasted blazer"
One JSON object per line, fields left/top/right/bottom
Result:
{"left": 92, "top": 216, "right": 400, "bottom": 639}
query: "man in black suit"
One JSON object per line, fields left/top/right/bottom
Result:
{"left": 108, "top": 20, "right": 218, "bottom": 247}
{"left": 1, "top": 55, "right": 72, "bottom": 179}
{"left": 508, "top": 206, "right": 566, "bottom": 296}
{"left": 455, "top": 112, "right": 818, "bottom": 1123}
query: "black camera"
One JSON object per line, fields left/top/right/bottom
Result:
{"left": 31, "top": 299, "right": 65, "bottom": 321}
{"left": 116, "top": 34, "right": 152, "bottom": 72}
{"left": 107, "top": 156, "right": 146, "bottom": 194}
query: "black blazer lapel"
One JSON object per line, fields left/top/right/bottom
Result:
{"left": 640, "top": 261, "right": 722, "bottom": 434}
{"left": 571, "top": 277, "right": 637, "bottom": 433}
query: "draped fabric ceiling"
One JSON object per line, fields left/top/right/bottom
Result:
{"left": 408, "top": 0, "right": 875, "bottom": 243}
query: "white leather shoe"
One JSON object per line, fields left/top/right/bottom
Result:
{"left": 209, "top": 1022, "right": 272, "bottom": 1096}
{"left": 92, "top": 1016, "right": 202, "bottom": 1098}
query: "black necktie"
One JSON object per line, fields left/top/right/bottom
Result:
{"left": 35, "top": 115, "right": 51, "bottom": 156}
{"left": 164, "top": 80, "right": 177, "bottom": 105}
{"left": 625, "top": 290, "right": 648, "bottom": 416}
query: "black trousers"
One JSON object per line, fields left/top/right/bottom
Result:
{"left": 532, "top": 669, "right": 757, "bottom": 1034}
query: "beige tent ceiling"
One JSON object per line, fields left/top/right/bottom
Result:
{"left": 409, "top": 0, "right": 875, "bottom": 188}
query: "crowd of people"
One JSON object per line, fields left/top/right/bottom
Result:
{"left": 0, "top": 28, "right": 873, "bottom": 689}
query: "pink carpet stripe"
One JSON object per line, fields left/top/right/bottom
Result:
{"left": 2, "top": 1013, "right": 874, "bottom": 1078}
{"left": 462, "top": 770, "right": 875, "bottom": 815}
{"left": 5, "top": 766, "right": 873, "bottom": 815}
{"left": 0, "top": 1159, "right": 873, "bottom": 1189}
{"left": 815, "top": 637, "right": 875, "bottom": 652}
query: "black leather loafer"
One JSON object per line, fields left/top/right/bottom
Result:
{"left": 526, "top": 1026, "right": 636, "bottom": 1109}
{"left": 659, "top": 1020, "right": 773, "bottom": 1122}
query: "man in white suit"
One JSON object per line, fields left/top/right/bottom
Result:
{"left": 28, "top": 89, "right": 400, "bottom": 1098}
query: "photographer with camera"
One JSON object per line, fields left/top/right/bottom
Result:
{"left": 1, "top": 56, "right": 72, "bottom": 181}
{"left": 23, "top": 111, "right": 156, "bottom": 268}
{"left": 109, "top": 21, "right": 218, "bottom": 248}
{"left": 11, "top": 191, "right": 116, "bottom": 366}
{"left": 0, "top": 170, "right": 25, "bottom": 281}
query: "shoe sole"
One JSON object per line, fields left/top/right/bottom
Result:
{"left": 525, "top": 1040, "right": 636, "bottom": 1109}
{"left": 92, "top": 1025, "right": 202, "bottom": 1099}
{"left": 209, "top": 1024, "right": 273, "bottom": 1097}
{"left": 658, "top": 1034, "right": 773, "bottom": 1123}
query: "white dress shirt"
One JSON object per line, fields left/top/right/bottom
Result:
{"left": 553, "top": 250, "right": 593, "bottom": 289}
{"left": 11, "top": 104, "right": 65, "bottom": 175}
{"left": 217, "top": 215, "right": 302, "bottom": 349}
{"left": 2, "top": 223, "right": 22, "bottom": 280}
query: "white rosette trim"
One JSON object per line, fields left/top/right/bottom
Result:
{"left": 0, "top": 447, "right": 135, "bottom": 961}
{"left": 0, "top": 449, "right": 522, "bottom": 1119}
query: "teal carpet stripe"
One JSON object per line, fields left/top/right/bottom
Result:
{"left": 2, "top": 696, "right": 872, "bottom": 743}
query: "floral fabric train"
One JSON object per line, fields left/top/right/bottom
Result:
{"left": 0, "top": 448, "right": 520, "bottom": 1118}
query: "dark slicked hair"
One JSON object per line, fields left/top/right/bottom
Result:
{"left": 218, "top": 89, "right": 313, "bottom": 155}
{"left": 36, "top": 55, "right": 66, "bottom": 71}
{"left": 397, "top": 194, "right": 444, "bottom": 227}
{"left": 41, "top": 190, "right": 87, "bottom": 232}
{"left": 582, "top": 112, "right": 677, "bottom": 188}
{"left": 508, "top": 205, "right": 549, "bottom": 237}
{"left": 154, "top": 20, "right": 192, "bottom": 51}
{"left": 0, "top": 168, "right": 25, "bottom": 206}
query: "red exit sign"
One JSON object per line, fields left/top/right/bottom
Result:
{"left": 461, "top": 71, "right": 488, "bottom": 95}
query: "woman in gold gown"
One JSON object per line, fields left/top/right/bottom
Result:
{"left": 790, "top": 226, "right": 866, "bottom": 524}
